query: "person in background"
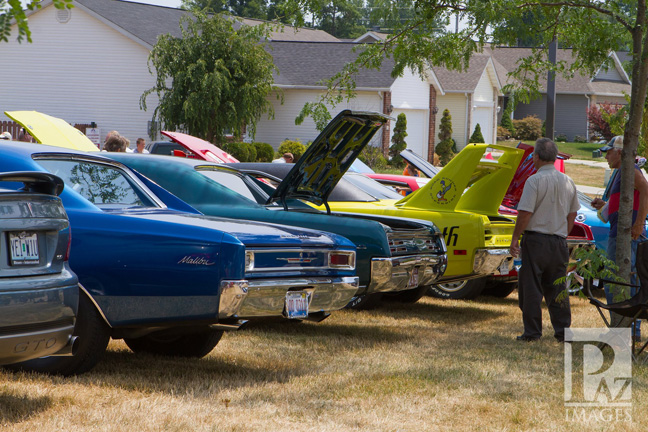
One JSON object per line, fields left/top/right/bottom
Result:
{"left": 103, "top": 134, "right": 128, "bottom": 152}
{"left": 0, "top": 131, "right": 12, "bottom": 140}
{"left": 283, "top": 153, "right": 294, "bottom": 163}
{"left": 591, "top": 135, "right": 648, "bottom": 340}
{"left": 18, "top": 128, "right": 33, "bottom": 142}
{"left": 403, "top": 160, "right": 419, "bottom": 177}
{"left": 102, "top": 131, "right": 119, "bottom": 151}
{"left": 509, "top": 138, "right": 580, "bottom": 343}
{"left": 134, "top": 138, "right": 149, "bottom": 153}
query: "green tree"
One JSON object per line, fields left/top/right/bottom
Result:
{"left": 1, "top": 0, "right": 73, "bottom": 43}
{"left": 500, "top": 99, "right": 515, "bottom": 136}
{"left": 389, "top": 113, "right": 407, "bottom": 167}
{"left": 141, "top": 11, "right": 277, "bottom": 145}
{"left": 436, "top": 109, "right": 454, "bottom": 166}
{"left": 469, "top": 124, "right": 485, "bottom": 143}
{"left": 281, "top": 0, "right": 648, "bottom": 292}
{"left": 316, "top": 0, "right": 365, "bottom": 39}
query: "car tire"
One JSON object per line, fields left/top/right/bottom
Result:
{"left": 346, "top": 293, "right": 383, "bottom": 310}
{"left": 6, "top": 292, "right": 111, "bottom": 376}
{"left": 124, "top": 328, "right": 223, "bottom": 358}
{"left": 482, "top": 282, "right": 518, "bottom": 298}
{"left": 383, "top": 285, "right": 429, "bottom": 303}
{"left": 428, "top": 278, "right": 487, "bottom": 300}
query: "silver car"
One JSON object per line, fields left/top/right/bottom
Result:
{"left": 0, "top": 172, "right": 79, "bottom": 365}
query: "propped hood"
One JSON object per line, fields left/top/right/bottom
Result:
{"left": 501, "top": 143, "right": 571, "bottom": 209}
{"left": 5, "top": 111, "right": 99, "bottom": 152}
{"left": 161, "top": 131, "right": 239, "bottom": 163}
{"left": 397, "top": 144, "right": 524, "bottom": 215}
{"left": 400, "top": 148, "right": 440, "bottom": 178}
{"left": 268, "top": 110, "right": 389, "bottom": 206}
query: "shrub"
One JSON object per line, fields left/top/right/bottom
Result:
{"left": 573, "top": 135, "right": 587, "bottom": 143}
{"left": 389, "top": 113, "right": 408, "bottom": 167}
{"left": 512, "top": 115, "right": 542, "bottom": 141}
{"left": 555, "top": 133, "right": 568, "bottom": 143}
{"left": 435, "top": 139, "right": 455, "bottom": 166}
{"left": 253, "top": 142, "right": 274, "bottom": 162}
{"left": 497, "top": 126, "right": 512, "bottom": 140}
{"left": 245, "top": 143, "right": 257, "bottom": 162}
{"left": 223, "top": 142, "right": 250, "bottom": 161}
{"left": 278, "top": 140, "right": 306, "bottom": 161}
{"left": 469, "top": 123, "right": 485, "bottom": 143}
{"left": 500, "top": 100, "right": 515, "bottom": 136}
{"left": 587, "top": 102, "right": 624, "bottom": 141}
{"left": 359, "top": 145, "right": 387, "bottom": 170}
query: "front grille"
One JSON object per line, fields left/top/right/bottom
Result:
{"left": 0, "top": 317, "right": 74, "bottom": 337}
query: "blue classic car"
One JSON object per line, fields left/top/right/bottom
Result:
{"left": 108, "top": 111, "right": 447, "bottom": 309}
{"left": 0, "top": 172, "right": 79, "bottom": 365}
{"left": 0, "top": 141, "right": 358, "bottom": 375}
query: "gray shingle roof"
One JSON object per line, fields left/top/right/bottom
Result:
{"left": 487, "top": 46, "right": 631, "bottom": 96}
{"left": 431, "top": 54, "right": 491, "bottom": 92}
{"left": 268, "top": 41, "right": 396, "bottom": 89}
{"left": 76, "top": 0, "right": 339, "bottom": 47}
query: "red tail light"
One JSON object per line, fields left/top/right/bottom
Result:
{"left": 64, "top": 226, "right": 72, "bottom": 261}
{"left": 329, "top": 251, "right": 356, "bottom": 269}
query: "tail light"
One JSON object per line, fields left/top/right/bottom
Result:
{"left": 64, "top": 225, "right": 72, "bottom": 261}
{"left": 329, "top": 251, "right": 355, "bottom": 270}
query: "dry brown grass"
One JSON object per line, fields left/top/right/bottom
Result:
{"left": 564, "top": 164, "right": 607, "bottom": 188}
{"left": 1, "top": 293, "right": 646, "bottom": 431}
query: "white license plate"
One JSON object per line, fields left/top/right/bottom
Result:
{"left": 285, "top": 291, "right": 310, "bottom": 319}
{"left": 499, "top": 260, "right": 510, "bottom": 275}
{"left": 9, "top": 232, "right": 40, "bottom": 265}
{"left": 407, "top": 267, "right": 420, "bottom": 288}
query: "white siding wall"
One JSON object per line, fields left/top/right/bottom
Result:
{"left": 435, "top": 93, "right": 468, "bottom": 150}
{"left": 591, "top": 95, "right": 628, "bottom": 106}
{"left": 391, "top": 109, "right": 428, "bottom": 158}
{"left": 0, "top": 5, "right": 159, "bottom": 148}
{"left": 594, "top": 66, "right": 625, "bottom": 82}
{"left": 253, "top": 89, "right": 382, "bottom": 148}
{"left": 390, "top": 68, "right": 430, "bottom": 109}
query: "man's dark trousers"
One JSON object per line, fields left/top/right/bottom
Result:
{"left": 518, "top": 232, "right": 571, "bottom": 339}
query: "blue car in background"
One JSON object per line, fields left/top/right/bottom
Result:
{"left": 0, "top": 141, "right": 358, "bottom": 375}
{"left": 0, "top": 172, "right": 78, "bottom": 365}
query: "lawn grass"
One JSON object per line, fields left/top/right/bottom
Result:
{"left": 1, "top": 293, "right": 646, "bottom": 431}
{"left": 497, "top": 140, "right": 605, "bottom": 161}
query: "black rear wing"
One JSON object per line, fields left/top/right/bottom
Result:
{"left": 0, "top": 172, "right": 65, "bottom": 196}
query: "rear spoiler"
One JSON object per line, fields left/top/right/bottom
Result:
{"left": 0, "top": 171, "right": 64, "bottom": 196}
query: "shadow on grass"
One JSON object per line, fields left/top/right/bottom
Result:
{"left": 376, "top": 297, "right": 509, "bottom": 322}
{"left": 0, "top": 392, "right": 52, "bottom": 424}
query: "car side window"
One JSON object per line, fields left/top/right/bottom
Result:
{"left": 37, "top": 159, "right": 155, "bottom": 207}
{"left": 198, "top": 170, "right": 258, "bottom": 202}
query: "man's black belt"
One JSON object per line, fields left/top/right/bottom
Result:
{"left": 524, "top": 230, "right": 562, "bottom": 238}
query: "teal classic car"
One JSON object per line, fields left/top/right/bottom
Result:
{"left": 108, "top": 111, "right": 447, "bottom": 308}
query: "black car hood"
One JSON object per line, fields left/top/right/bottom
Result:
{"left": 268, "top": 110, "right": 389, "bottom": 207}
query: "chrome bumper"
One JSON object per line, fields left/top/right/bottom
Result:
{"left": 368, "top": 254, "right": 447, "bottom": 294}
{"left": 473, "top": 248, "right": 510, "bottom": 275}
{"left": 223, "top": 276, "right": 359, "bottom": 318}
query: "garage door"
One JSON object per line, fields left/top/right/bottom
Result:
{"left": 471, "top": 107, "right": 493, "bottom": 144}
{"left": 391, "top": 109, "right": 428, "bottom": 159}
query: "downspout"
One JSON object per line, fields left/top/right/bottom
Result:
{"left": 585, "top": 94, "right": 591, "bottom": 142}
{"left": 465, "top": 93, "right": 470, "bottom": 147}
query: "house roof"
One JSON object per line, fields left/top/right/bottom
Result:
{"left": 74, "top": 0, "right": 338, "bottom": 48}
{"left": 268, "top": 41, "right": 397, "bottom": 89}
{"left": 487, "top": 46, "right": 631, "bottom": 96}
{"left": 431, "top": 54, "right": 495, "bottom": 92}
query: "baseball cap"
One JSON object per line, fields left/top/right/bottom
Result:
{"left": 600, "top": 135, "right": 623, "bottom": 152}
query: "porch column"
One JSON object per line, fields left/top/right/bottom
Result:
{"left": 382, "top": 91, "right": 392, "bottom": 157}
{"left": 428, "top": 85, "right": 437, "bottom": 162}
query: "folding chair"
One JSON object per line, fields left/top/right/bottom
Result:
{"left": 584, "top": 241, "right": 648, "bottom": 362}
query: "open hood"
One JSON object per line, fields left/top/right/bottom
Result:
{"left": 160, "top": 131, "right": 239, "bottom": 163}
{"left": 501, "top": 143, "right": 571, "bottom": 209}
{"left": 400, "top": 148, "right": 440, "bottom": 178}
{"left": 268, "top": 110, "right": 389, "bottom": 207}
{"left": 397, "top": 144, "right": 524, "bottom": 215}
{"left": 5, "top": 110, "right": 99, "bottom": 152}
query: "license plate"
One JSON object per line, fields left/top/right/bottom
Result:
{"left": 499, "top": 260, "right": 510, "bottom": 275}
{"left": 285, "top": 291, "right": 310, "bottom": 319}
{"left": 9, "top": 232, "right": 40, "bottom": 265}
{"left": 407, "top": 267, "right": 420, "bottom": 288}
